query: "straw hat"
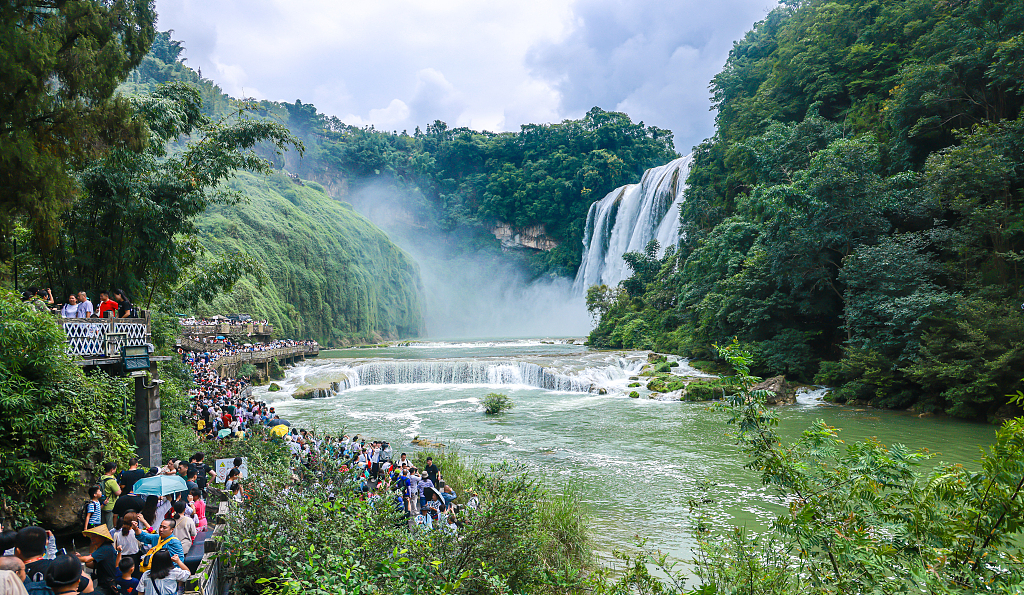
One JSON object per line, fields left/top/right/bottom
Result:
{"left": 83, "top": 524, "right": 114, "bottom": 542}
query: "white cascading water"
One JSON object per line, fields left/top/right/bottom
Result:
{"left": 573, "top": 154, "right": 693, "bottom": 293}
{"left": 299, "top": 360, "right": 605, "bottom": 397}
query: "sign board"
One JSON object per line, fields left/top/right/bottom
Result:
{"left": 214, "top": 457, "right": 249, "bottom": 484}
{"left": 123, "top": 344, "right": 150, "bottom": 372}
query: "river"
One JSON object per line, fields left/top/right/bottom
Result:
{"left": 251, "top": 339, "right": 998, "bottom": 562}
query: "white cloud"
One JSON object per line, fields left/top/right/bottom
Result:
{"left": 155, "top": 0, "right": 777, "bottom": 150}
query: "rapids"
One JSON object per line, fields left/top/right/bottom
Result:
{"left": 254, "top": 339, "right": 997, "bottom": 563}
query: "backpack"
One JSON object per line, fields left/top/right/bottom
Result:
{"left": 23, "top": 581, "right": 55, "bottom": 595}
{"left": 76, "top": 499, "right": 92, "bottom": 526}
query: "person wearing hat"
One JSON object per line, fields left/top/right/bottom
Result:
{"left": 79, "top": 524, "right": 119, "bottom": 594}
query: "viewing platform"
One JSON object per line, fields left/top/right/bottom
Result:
{"left": 208, "top": 344, "right": 319, "bottom": 377}
{"left": 60, "top": 313, "right": 166, "bottom": 468}
{"left": 180, "top": 321, "right": 274, "bottom": 339}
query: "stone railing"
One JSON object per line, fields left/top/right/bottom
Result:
{"left": 178, "top": 336, "right": 227, "bottom": 352}
{"left": 62, "top": 315, "right": 151, "bottom": 358}
{"left": 210, "top": 345, "right": 319, "bottom": 371}
{"left": 180, "top": 322, "right": 273, "bottom": 336}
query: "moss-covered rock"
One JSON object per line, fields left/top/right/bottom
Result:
{"left": 629, "top": 391, "right": 640, "bottom": 398}
{"left": 268, "top": 383, "right": 281, "bottom": 392}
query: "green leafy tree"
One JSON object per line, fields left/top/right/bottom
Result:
{"left": 0, "top": 289, "right": 135, "bottom": 524}
{"left": 0, "top": 0, "right": 156, "bottom": 248}
{"left": 42, "top": 82, "right": 301, "bottom": 305}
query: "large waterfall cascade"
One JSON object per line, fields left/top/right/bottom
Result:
{"left": 573, "top": 154, "right": 693, "bottom": 293}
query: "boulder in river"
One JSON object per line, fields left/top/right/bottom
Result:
{"left": 751, "top": 376, "right": 796, "bottom": 405}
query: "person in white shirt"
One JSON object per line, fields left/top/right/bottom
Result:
{"left": 138, "top": 550, "right": 190, "bottom": 594}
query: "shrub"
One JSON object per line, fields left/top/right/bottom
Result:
{"left": 238, "top": 362, "right": 258, "bottom": 378}
{"left": 269, "top": 358, "right": 285, "bottom": 380}
{"left": 482, "top": 392, "right": 513, "bottom": 415}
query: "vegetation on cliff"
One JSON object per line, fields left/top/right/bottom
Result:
{"left": 197, "top": 170, "right": 423, "bottom": 344}
{"left": 589, "top": 0, "right": 1024, "bottom": 420}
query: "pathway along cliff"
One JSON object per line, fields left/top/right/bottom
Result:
{"left": 253, "top": 339, "right": 997, "bottom": 562}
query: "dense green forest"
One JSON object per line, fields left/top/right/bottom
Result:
{"left": 199, "top": 171, "right": 422, "bottom": 343}
{"left": 122, "top": 32, "right": 679, "bottom": 277}
{"left": 590, "top": 0, "right": 1024, "bottom": 420}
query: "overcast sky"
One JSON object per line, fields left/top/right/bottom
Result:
{"left": 154, "top": 0, "right": 778, "bottom": 154}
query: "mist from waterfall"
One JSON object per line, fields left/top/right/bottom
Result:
{"left": 572, "top": 154, "right": 693, "bottom": 293}
{"left": 343, "top": 183, "right": 593, "bottom": 339}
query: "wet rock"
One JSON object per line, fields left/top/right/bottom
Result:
{"left": 629, "top": 391, "right": 640, "bottom": 399}
{"left": 268, "top": 383, "right": 281, "bottom": 392}
{"left": 751, "top": 376, "right": 796, "bottom": 405}
{"left": 597, "top": 388, "right": 607, "bottom": 395}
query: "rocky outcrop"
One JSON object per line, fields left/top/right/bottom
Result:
{"left": 751, "top": 376, "right": 797, "bottom": 405}
{"left": 38, "top": 471, "right": 91, "bottom": 534}
{"left": 490, "top": 223, "right": 558, "bottom": 251}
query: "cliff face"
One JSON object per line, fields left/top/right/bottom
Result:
{"left": 490, "top": 223, "right": 559, "bottom": 251}
{"left": 197, "top": 171, "right": 423, "bottom": 345}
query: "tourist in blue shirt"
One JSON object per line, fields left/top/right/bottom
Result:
{"left": 132, "top": 519, "right": 184, "bottom": 568}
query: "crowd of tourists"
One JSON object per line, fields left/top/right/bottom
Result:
{"left": 0, "top": 331, "right": 470, "bottom": 595}
{"left": 0, "top": 450, "right": 224, "bottom": 595}
{"left": 20, "top": 288, "right": 137, "bottom": 319}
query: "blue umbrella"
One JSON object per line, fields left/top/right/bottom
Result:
{"left": 133, "top": 475, "right": 188, "bottom": 496}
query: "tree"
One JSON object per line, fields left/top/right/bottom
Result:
{"left": 0, "top": 0, "right": 156, "bottom": 248}
{"left": 42, "top": 82, "right": 301, "bottom": 305}
{"left": 0, "top": 289, "right": 135, "bottom": 524}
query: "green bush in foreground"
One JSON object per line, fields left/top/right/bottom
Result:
{"left": 0, "top": 290, "right": 135, "bottom": 525}
{"left": 482, "top": 392, "right": 513, "bottom": 415}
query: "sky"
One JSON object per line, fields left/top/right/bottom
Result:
{"left": 154, "top": 0, "right": 779, "bottom": 154}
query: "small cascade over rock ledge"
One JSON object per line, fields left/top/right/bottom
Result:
{"left": 573, "top": 154, "right": 693, "bottom": 293}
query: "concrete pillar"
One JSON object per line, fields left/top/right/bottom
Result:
{"left": 134, "top": 362, "right": 162, "bottom": 467}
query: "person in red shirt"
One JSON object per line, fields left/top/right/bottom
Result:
{"left": 97, "top": 291, "right": 118, "bottom": 318}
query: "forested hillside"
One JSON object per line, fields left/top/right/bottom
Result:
{"left": 199, "top": 171, "right": 422, "bottom": 343}
{"left": 124, "top": 33, "right": 679, "bottom": 277}
{"left": 590, "top": 0, "right": 1024, "bottom": 420}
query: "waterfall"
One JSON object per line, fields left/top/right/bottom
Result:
{"left": 573, "top": 154, "right": 693, "bottom": 293}
{"left": 351, "top": 361, "right": 593, "bottom": 392}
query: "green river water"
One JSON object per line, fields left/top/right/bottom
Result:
{"left": 251, "top": 339, "right": 998, "bottom": 563}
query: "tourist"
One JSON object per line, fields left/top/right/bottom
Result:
{"left": 77, "top": 525, "right": 119, "bottom": 594}
{"left": 154, "top": 496, "right": 172, "bottom": 523}
{"left": 85, "top": 486, "right": 103, "bottom": 530}
{"left": 169, "top": 502, "right": 196, "bottom": 556}
{"left": 114, "top": 556, "right": 139, "bottom": 595}
{"left": 112, "top": 490, "right": 146, "bottom": 525}
{"left": 0, "top": 556, "right": 26, "bottom": 582}
{"left": 135, "top": 520, "right": 184, "bottom": 571}
{"left": 41, "top": 554, "right": 85, "bottom": 595}
{"left": 417, "top": 472, "right": 434, "bottom": 511}
{"left": 77, "top": 291, "right": 95, "bottom": 318}
{"left": 112, "top": 513, "right": 142, "bottom": 559}
{"left": 98, "top": 291, "right": 118, "bottom": 318}
{"left": 100, "top": 462, "right": 122, "bottom": 529}
{"left": 424, "top": 457, "right": 440, "bottom": 486}
{"left": 112, "top": 289, "right": 133, "bottom": 318}
{"left": 59, "top": 295, "right": 78, "bottom": 318}
{"left": 188, "top": 453, "right": 215, "bottom": 496}
{"left": 224, "top": 468, "right": 241, "bottom": 493}
{"left": 119, "top": 458, "right": 145, "bottom": 494}
{"left": 18, "top": 528, "right": 90, "bottom": 594}
{"left": 438, "top": 480, "right": 457, "bottom": 508}
{"left": 137, "top": 551, "right": 190, "bottom": 595}
{"left": 188, "top": 490, "right": 207, "bottom": 531}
